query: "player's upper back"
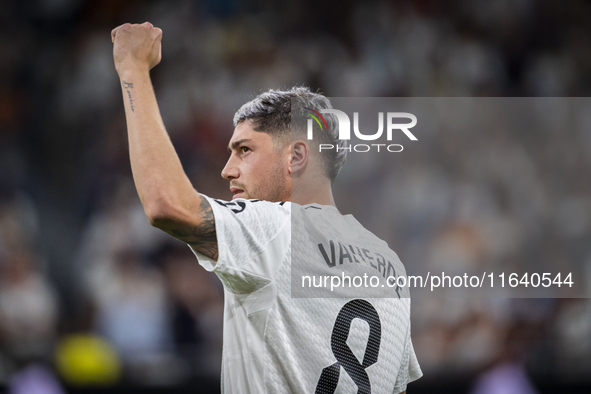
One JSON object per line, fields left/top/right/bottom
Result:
{"left": 190, "top": 197, "right": 421, "bottom": 393}
{"left": 264, "top": 203, "right": 420, "bottom": 393}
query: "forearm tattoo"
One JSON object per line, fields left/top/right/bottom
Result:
{"left": 122, "top": 80, "right": 135, "bottom": 112}
{"left": 170, "top": 197, "right": 219, "bottom": 260}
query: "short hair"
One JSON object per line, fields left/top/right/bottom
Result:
{"left": 233, "top": 87, "right": 347, "bottom": 182}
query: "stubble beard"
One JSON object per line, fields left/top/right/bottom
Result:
{"left": 254, "top": 162, "right": 289, "bottom": 202}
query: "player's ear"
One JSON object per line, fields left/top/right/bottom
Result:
{"left": 291, "top": 140, "right": 308, "bottom": 176}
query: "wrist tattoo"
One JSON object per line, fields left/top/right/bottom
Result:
{"left": 122, "top": 80, "right": 135, "bottom": 112}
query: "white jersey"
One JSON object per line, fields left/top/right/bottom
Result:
{"left": 190, "top": 195, "right": 422, "bottom": 394}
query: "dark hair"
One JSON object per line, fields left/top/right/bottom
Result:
{"left": 233, "top": 87, "right": 347, "bottom": 182}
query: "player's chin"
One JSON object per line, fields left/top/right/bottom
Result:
{"left": 232, "top": 191, "right": 246, "bottom": 200}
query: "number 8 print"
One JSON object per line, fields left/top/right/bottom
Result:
{"left": 315, "top": 299, "right": 382, "bottom": 394}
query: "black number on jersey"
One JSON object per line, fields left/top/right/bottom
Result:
{"left": 213, "top": 199, "right": 246, "bottom": 213}
{"left": 213, "top": 199, "right": 286, "bottom": 212}
{"left": 315, "top": 299, "right": 381, "bottom": 394}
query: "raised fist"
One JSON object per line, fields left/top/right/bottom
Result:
{"left": 111, "top": 22, "right": 162, "bottom": 75}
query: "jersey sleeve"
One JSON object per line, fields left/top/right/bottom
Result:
{"left": 188, "top": 195, "right": 291, "bottom": 294}
{"left": 392, "top": 329, "right": 423, "bottom": 393}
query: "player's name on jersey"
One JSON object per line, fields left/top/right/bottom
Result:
{"left": 317, "top": 239, "right": 400, "bottom": 280}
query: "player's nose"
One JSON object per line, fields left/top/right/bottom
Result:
{"left": 221, "top": 156, "right": 239, "bottom": 180}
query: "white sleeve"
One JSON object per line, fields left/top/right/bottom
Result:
{"left": 188, "top": 195, "right": 291, "bottom": 294}
{"left": 392, "top": 330, "right": 423, "bottom": 393}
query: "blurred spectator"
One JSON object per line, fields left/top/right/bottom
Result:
{"left": 469, "top": 322, "right": 541, "bottom": 394}
{"left": 0, "top": 187, "right": 40, "bottom": 256}
{"left": 8, "top": 363, "right": 65, "bottom": 394}
{"left": 90, "top": 249, "right": 178, "bottom": 384}
{"left": 0, "top": 248, "right": 59, "bottom": 364}
{"left": 156, "top": 243, "right": 224, "bottom": 377}
{"left": 552, "top": 298, "right": 591, "bottom": 378}
{"left": 470, "top": 362, "right": 539, "bottom": 394}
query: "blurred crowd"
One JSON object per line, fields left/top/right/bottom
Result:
{"left": 1, "top": 0, "right": 591, "bottom": 391}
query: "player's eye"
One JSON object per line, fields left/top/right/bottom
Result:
{"left": 240, "top": 146, "right": 251, "bottom": 153}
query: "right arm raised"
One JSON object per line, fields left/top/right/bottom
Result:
{"left": 111, "top": 22, "right": 218, "bottom": 260}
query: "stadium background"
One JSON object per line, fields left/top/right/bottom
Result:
{"left": 1, "top": 0, "right": 591, "bottom": 393}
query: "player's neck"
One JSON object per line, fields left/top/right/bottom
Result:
{"left": 290, "top": 180, "right": 337, "bottom": 209}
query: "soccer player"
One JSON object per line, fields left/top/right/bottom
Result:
{"left": 111, "top": 22, "right": 422, "bottom": 393}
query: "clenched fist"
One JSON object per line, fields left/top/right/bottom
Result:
{"left": 111, "top": 22, "right": 162, "bottom": 75}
